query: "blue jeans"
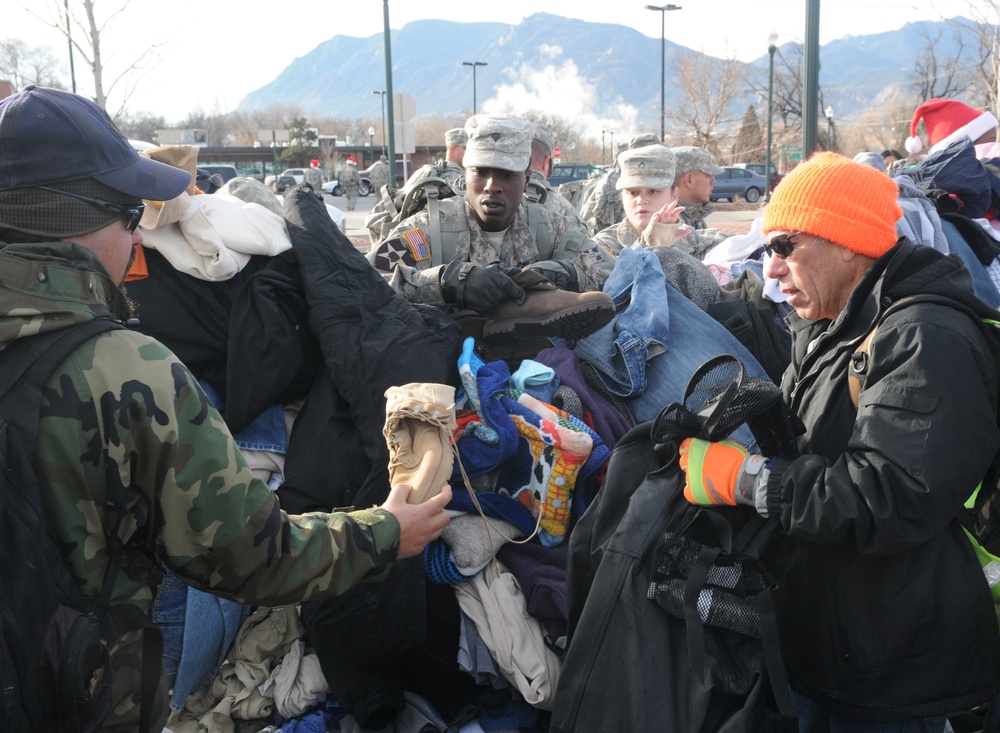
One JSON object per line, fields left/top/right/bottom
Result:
{"left": 575, "top": 247, "right": 768, "bottom": 448}
{"left": 789, "top": 690, "right": 947, "bottom": 733}
{"left": 170, "top": 588, "right": 250, "bottom": 710}
{"left": 151, "top": 570, "right": 188, "bottom": 687}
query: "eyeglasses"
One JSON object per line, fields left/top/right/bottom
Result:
{"left": 764, "top": 231, "right": 803, "bottom": 259}
{"left": 37, "top": 186, "right": 146, "bottom": 233}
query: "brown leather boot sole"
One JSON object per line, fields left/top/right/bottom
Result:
{"left": 481, "top": 298, "right": 615, "bottom": 342}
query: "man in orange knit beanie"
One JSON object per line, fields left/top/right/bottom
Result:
{"left": 679, "top": 151, "right": 1000, "bottom": 730}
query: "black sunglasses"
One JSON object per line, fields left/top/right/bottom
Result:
{"left": 764, "top": 231, "right": 803, "bottom": 259}
{"left": 37, "top": 186, "right": 146, "bottom": 233}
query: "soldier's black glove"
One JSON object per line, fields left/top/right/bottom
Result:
{"left": 523, "top": 259, "right": 579, "bottom": 291}
{"left": 440, "top": 261, "right": 526, "bottom": 315}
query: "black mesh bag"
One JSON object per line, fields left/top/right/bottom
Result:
{"left": 646, "top": 355, "right": 802, "bottom": 730}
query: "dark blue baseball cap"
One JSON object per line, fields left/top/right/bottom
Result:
{"left": 0, "top": 85, "right": 191, "bottom": 200}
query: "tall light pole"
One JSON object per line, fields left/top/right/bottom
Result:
{"left": 372, "top": 90, "right": 387, "bottom": 158}
{"left": 825, "top": 105, "right": 835, "bottom": 150}
{"left": 645, "top": 4, "right": 682, "bottom": 142}
{"left": 368, "top": 126, "right": 375, "bottom": 152}
{"left": 462, "top": 61, "right": 487, "bottom": 114}
{"left": 64, "top": 0, "right": 76, "bottom": 93}
{"left": 609, "top": 129, "right": 615, "bottom": 160}
{"left": 382, "top": 0, "right": 396, "bottom": 175}
{"left": 602, "top": 129, "right": 606, "bottom": 162}
{"left": 765, "top": 32, "right": 778, "bottom": 202}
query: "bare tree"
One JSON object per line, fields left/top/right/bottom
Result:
{"left": 911, "top": 25, "right": 972, "bottom": 100}
{"left": 0, "top": 38, "right": 65, "bottom": 88}
{"left": 665, "top": 50, "right": 747, "bottom": 153}
{"left": 23, "top": 0, "right": 163, "bottom": 115}
{"left": 960, "top": 17, "right": 1000, "bottom": 113}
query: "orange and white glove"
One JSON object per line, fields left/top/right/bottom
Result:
{"left": 679, "top": 437, "right": 769, "bottom": 508}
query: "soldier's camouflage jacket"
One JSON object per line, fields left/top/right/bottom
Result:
{"left": 0, "top": 241, "right": 401, "bottom": 731}
{"left": 674, "top": 199, "right": 731, "bottom": 260}
{"left": 577, "top": 168, "right": 624, "bottom": 236}
{"left": 528, "top": 170, "right": 589, "bottom": 237}
{"left": 368, "top": 196, "right": 615, "bottom": 306}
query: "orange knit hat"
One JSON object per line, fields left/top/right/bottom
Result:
{"left": 762, "top": 152, "right": 902, "bottom": 259}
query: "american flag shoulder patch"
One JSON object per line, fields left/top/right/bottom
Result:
{"left": 400, "top": 227, "right": 431, "bottom": 262}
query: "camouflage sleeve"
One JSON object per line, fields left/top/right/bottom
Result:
{"left": 548, "top": 208, "right": 617, "bottom": 292}
{"left": 673, "top": 228, "right": 730, "bottom": 261}
{"left": 365, "top": 210, "right": 448, "bottom": 305}
{"left": 35, "top": 329, "right": 401, "bottom": 608}
{"left": 592, "top": 225, "right": 624, "bottom": 257}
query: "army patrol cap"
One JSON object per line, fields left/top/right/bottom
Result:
{"left": 445, "top": 127, "right": 468, "bottom": 147}
{"left": 616, "top": 144, "right": 677, "bottom": 190}
{"left": 533, "top": 123, "right": 556, "bottom": 156}
{"left": 464, "top": 114, "right": 533, "bottom": 172}
{"left": 672, "top": 146, "right": 724, "bottom": 177}
{"left": 629, "top": 133, "right": 661, "bottom": 149}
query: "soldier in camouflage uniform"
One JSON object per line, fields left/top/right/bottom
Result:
{"left": 341, "top": 156, "right": 361, "bottom": 210}
{"left": 591, "top": 145, "right": 720, "bottom": 307}
{"left": 577, "top": 134, "right": 661, "bottom": 236}
{"left": 0, "top": 85, "right": 451, "bottom": 733}
{"left": 367, "top": 114, "right": 614, "bottom": 313}
{"left": 367, "top": 154, "right": 391, "bottom": 196}
{"left": 670, "top": 145, "right": 731, "bottom": 260}
{"left": 528, "top": 123, "right": 589, "bottom": 236}
{"left": 402, "top": 127, "right": 467, "bottom": 192}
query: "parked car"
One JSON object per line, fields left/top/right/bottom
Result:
{"left": 710, "top": 166, "right": 768, "bottom": 203}
{"left": 281, "top": 168, "right": 309, "bottom": 184}
{"left": 733, "top": 162, "right": 783, "bottom": 190}
{"left": 269, "top": 175, "right": 297, "bottom": 194}
{"left": 549, "top": 163, "right": 604, "bottom": 187}
{"left": 321, "top": 178, "right": 371, "bottom": 197}
{"left": 198, "top": 164, "right": 239, "bottom": 184}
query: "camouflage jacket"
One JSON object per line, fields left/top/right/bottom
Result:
{"left": 528, "top": 170, "right": 589, "bottom": 237}
{"left": 0, "top": 242, "right": 401, "bottom": 731}
{"left": 340, "top": 165, "right": 360, "bottom": 194}
{"left": 577, "top": 168, "right": 623, "bottom": 235}
{"left": 367, "top": 160, "right": 391, "bottom": 193}
{"left": 367, "top": 197, "right": 615, "bottom": 305}
{"left": 674, "top": 199, "right": 730, "bottom": 260}
{"left": 678, "top": 200, "right": 714, "bottom": 230}
{"left": 405, "top": 160, "right": 466, "bottom": 192}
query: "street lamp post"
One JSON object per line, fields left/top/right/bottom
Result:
{"left": 825, "top": 105, "right": 835, "bottom": 150}
{"left": 462, "top": 61, "right": 488, "bottom": 114}
{"left": 368, "top": 126, "right": 375, "bottom": 155}
{"left": 372, "top": 90, "right": 387, "bottom": 158}
{"left": 645, "top": 4, "right": 682, "bottom": 142}
{"left": 609, "top": 129, "right": 615, "bottom": 160}
{"left": 602, "top": 129, "right": 606, "bottom": 162}
{"left": 765, "top": 32, "right": 778, "bottom": 202}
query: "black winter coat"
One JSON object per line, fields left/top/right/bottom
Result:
{"left": 769, "top": 239, "right": 1000, "bottom": 720}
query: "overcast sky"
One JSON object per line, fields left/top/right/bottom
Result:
{"left": 6, "top": 0, "right": 984, "bottom": 120}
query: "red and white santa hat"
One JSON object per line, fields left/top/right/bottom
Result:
{"left": 346, "top": 156, "right": 357, "bottom": 164}
{"left": 905, "top": 98, "right": 999, "bottom": 155}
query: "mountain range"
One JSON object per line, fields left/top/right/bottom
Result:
{"left": 237, "top": 12, "right": 976, "bottom": 127}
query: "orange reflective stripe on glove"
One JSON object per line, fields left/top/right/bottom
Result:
{"left": 679, "top": 437, "right": 770, "bottom": 508}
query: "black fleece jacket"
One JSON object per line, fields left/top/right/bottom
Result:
{"left": 771, "top": 239, "right": 1000, "bottom": 720}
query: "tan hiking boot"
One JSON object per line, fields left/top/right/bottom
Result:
{"left": 383, "top": 383, "right": 457, "bottom": 504}
{"left": 482, "top": 270, "right": 615, "bottom": 342}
